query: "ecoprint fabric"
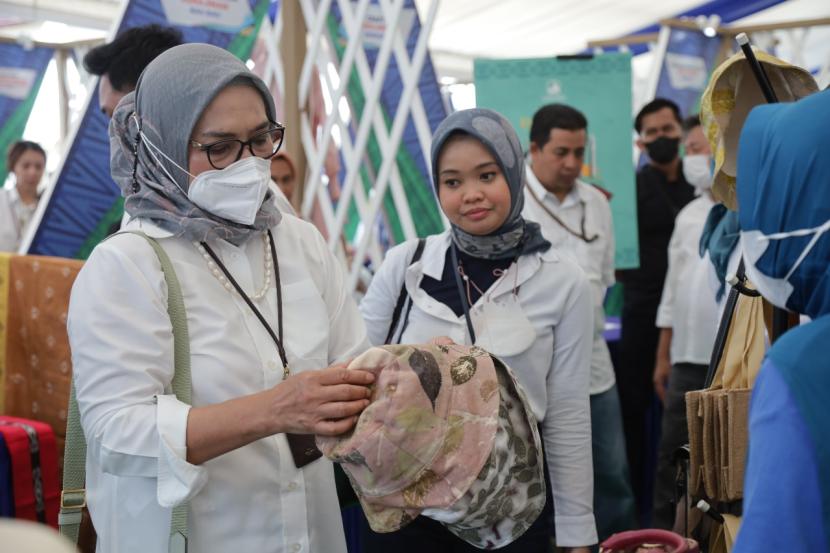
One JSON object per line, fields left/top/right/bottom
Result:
{"left": 424, "top": 357, "right": 545, "bottom": 549}
{"left": 317, "top": 344, "right": 545, "bottom": 549}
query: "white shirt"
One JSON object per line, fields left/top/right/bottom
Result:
{"left": 359, "top": 231, "right": 597, "bottom": 547}
{"left": 523, "top": 167, "right": 616, "bottom": 395}
{"left": 67, "top": 216, "right": 369, "bottom": 553}
{"left": 0, "top": 186, "right": 38, "bottom": 252}
{"left": 656, "top": 195, "right": 720, "bottom": 365}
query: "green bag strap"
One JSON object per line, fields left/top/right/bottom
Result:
{"left": 60, "top": 231, "right": 192, "bottom": 552}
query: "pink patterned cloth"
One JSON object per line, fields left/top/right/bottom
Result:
{"left": 317, "top": 344, "right": 546, "bottom": 549}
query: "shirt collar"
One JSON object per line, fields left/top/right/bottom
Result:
{"left": 411, "top": 230, "right": 561, "bottom": 299}
{"left": 525, "top": 162, "right": 584, "bottom": 208}
{"left": 420, "top": 232, "right": 451, "bottom": 280}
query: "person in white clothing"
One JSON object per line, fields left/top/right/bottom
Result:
{"left": 0, "top": 141, "right": 45, "bottom": 252}
{"left": 523, "top": 103, "right": 636, "bottom": 541}
{"left": 652, "top": 114, "right": 721, "bottom": 529}
{"left": 360, "top": 108, "right": 596, "bottom": 552}
{"left": 67, "top": 44, "right": 375, "bottom": 553}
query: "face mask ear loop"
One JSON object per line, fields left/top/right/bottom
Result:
{"left": 135, "top": 126, "right": 195, "bottom": 196}
{"left": 760, "top": 219, "right": 830, "bottom": 280}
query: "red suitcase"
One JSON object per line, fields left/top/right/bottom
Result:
{"left": 0, "top": 416, "right": 60, "bottom": 527}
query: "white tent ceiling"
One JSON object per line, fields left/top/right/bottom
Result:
{"left": 413, "top": 0, "right": 830, "bottom": 81}
{"left": 0, "top": 0, "right": 827, "bottom": 81}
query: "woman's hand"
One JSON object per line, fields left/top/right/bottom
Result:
{"left": 267, "top": 363, "right": 375, "bottom": 436}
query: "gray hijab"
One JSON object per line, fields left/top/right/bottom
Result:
{"left": 110, "top": 43, "right": 281, "bottom": 245}
{"left": 430, "top": 108, "right": 550, "bottom": 259}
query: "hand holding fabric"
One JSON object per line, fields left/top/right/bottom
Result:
{"left": 268, "top": 364, "right": 375, "bottom": 436}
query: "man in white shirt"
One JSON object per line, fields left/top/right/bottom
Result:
{"left": 651, "top": 115, "right": 720, "bottom": 529}
{"left": 523, "top": 104, "right": 636, "bottom": 541}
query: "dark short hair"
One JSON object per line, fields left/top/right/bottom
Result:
{"left": 634, "top": 98, "right": 682, "bottom": 134}
{"left": 7, "top": 140, "right": 46, "bottom": 171}
{"left": 83, "top": 24, "right": 183, "bottom": 92}
{"left": 530, "top": 104, "right": 588, "bottom": 147}
{"left": 682, "top": 114, "right": 701, "bottom": 133}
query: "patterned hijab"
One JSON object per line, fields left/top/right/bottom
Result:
{"left": 430, "top": 108, "right": 550, "bottom": 260}
{"left": 109, "top": 43, "right": 281, "bottom": 245}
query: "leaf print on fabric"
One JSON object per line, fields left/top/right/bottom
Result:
{"left": 479, "top": 379, "right": 499, "bottom": 402}
{"left": 409, "top": 348, "right": 442, "bottom": 409}
{"left": 402, "top": 469, "right": 441, "bottom": 508}
{"left": 341, "top": 450, "right": 371, "bottom": 472}
{"left": 451, "top": 356, "right": 477, "bottom": 385}
{"left": 527, "top": 482, "right": 544, "bottom": 498}
{"left": 394, "top": 406, "right": 442, "bottom": 432}
{"left": 469, "top": 346, "right": 488, "bottom": 358}
{"left": 441, "top": 415, "right": 465, "bottom": 457}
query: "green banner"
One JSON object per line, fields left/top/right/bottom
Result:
{"left": 474, "top": 53, "right": 639, "bottom": 269}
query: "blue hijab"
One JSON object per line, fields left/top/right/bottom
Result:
{"left": 430, "top": 108, "right": 550, "bottom": 260}
{"left": 737, "top": 89, "right": 830, "bottom": 543}
{"left": 700, "top": 204, "right": 740, "bottom": 302}
{"left": 737, "top": 89, "right": 830, "bottom": 320}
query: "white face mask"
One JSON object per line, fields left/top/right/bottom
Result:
{"left": 740, "top": 219, "right": 830, "bottom": 310}
{"left": 683, "top": 154, "right": 713, "bottom": 195}
{"left": 186, "top": 156, "right": 272, "bottom": 225}
{"left": 137, "top": 122, "right": 272, "bottom": 225}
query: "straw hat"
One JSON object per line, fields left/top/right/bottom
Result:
{"left": 700, "top": 48, "right": 817, "bottom": 210}
{"left": 317, "top": 344, "right": 546, "bottom": 549}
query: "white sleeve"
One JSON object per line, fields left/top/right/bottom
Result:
{"left": 308, "top": 229, "right": 371, "bottom": 363}
{"left": 656, "top": 225, "right": 683, "bottom": 329}
{"left": 67, "top": 237, "right": 207, "bottom": 508}
{"left": 543, "top": 274, "right": 598, "bottom": 546}
{"left": 359, "top": 240, "right": 419, "bottom": 346}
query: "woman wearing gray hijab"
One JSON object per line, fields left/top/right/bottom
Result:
{"left": 67, "top": 43, "right": 374, "bottom": 552}
{"left": 360, "top": 109, "right": 597, "bottom": 551}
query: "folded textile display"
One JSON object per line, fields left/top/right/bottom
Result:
{"left": 317, "top": 344, "right": 545, "bottom": 549}
{"left": 0, "top": 254, "right": 83, "bottom": 470}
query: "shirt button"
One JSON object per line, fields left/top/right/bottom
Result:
{"left": 291, "top": 544, "right": 301, "bottom": 552}
{"left": 267, "top": 360, "right": 278, "bottom": 371}
{"left": 287, "top": 481, "right": 298, "bottom": 491}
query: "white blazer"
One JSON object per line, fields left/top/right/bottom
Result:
{"left": 359, "top": 230, "right": 598, "bottom": 547}
{"left": 68, "top": 215, "right": 369, "bottom": 553}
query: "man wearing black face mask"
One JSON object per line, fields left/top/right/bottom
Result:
{"left": 616, "top": 98, "right": 695, "bottom": 522}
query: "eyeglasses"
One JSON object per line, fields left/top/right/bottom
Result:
{"left": 190, "top": 122, "right": 285, "bottom": 170}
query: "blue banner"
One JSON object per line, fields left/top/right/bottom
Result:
{"left": 27, "top": 0, "right": 273, "bottom": 258}
{"left": 0, "top": 44, "right": 53, "bottom": 185}
{"left": 654, "top": 28, "right": 722, "bottom": 119}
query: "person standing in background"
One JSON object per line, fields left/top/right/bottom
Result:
{"left": 651, "top": 114, "right": 721, "bottom": 529}
{"left": 270, "top": 152, "right": 298, "bottom": 215}
{"left": 616, "top": 98, "right": 695, "bottom": 521}
{"left": 1, "top": 141, "right": 46, "bottom": 252}
{"left": 83, "top": 24, "right": 183, "bottom": 118}
{"left": 360, "top": 108, "right": 597, "bottom": 552}
{"left": 523, "top": 103, "right": 636, "bottom": 541}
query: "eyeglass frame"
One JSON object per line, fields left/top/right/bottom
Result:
{"left": 189, "top": 121, "right": 286, "bottom": 170}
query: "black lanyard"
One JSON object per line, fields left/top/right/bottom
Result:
{"left": 525, "top": 182, "right": 598, "bottom": 243}
{"left": 201, "top": 230, "right": 289, "bottom": 377}
{"left": 450, "top": 242, "right": 477, "bottom": 344}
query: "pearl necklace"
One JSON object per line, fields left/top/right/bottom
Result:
{"left": 195, "top": 232, "right": 273, "bottom": 300}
